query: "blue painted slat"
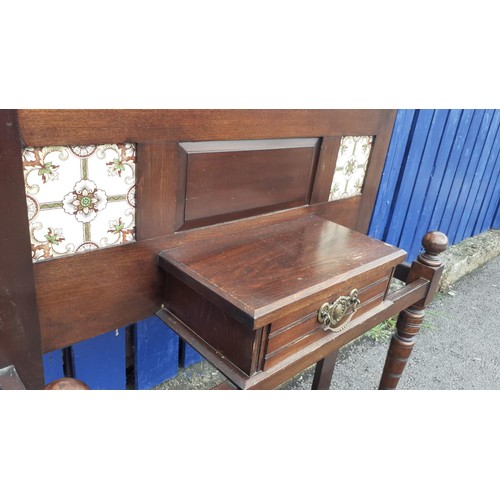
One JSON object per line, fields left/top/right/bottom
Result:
{"left": 439, "top": 110, "right": 487, "bottom": 244}
{"left": 456, "top": 110, "right": 500, "bottom": 241}
{"left": 42, "top": 349, "right": 64, "bottom": 385}
{"left": 397, "top": 110, "right": 449, "bottom": 260}
{"left": 427, "top": 109, "right": 476, "bottom": 234}
{"left": 71, "top": 329, "right": 126, "bottom": 390}
{"left": 473, "top": 127, "right": 500, "bottom": 234}
{"left": 406, "top": 109, "right": 463, "bottom": 257}
{"left": 493, "top": 200, "right": 500, "bottom": 229}
{"left": 369, "top": 109, "right": 416, "bottom": 240}
{"left": 384, "top": 110, "right": 434, "bottom": 248}
{"left": 477, "top": 164, "right": 500, "bottom": 234}
{"left": 480, "top": 164, "right": 500, "bottom": 233}
{"left": 134, "top": 316, "right": 179, "bottom": 390}
{"left": 180, "top": 341, "right": 204, "bottom": 368}
{"left": 447, "top": 110, "right": 492, "bottom": 243}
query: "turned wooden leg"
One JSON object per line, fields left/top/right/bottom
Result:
{"left": 312, "top": 350, "right": 339, "bottom": 390}
{"left": 379, "top": 307, "right": 424, "bottom": 389}
{"left": 379, "top": 231, "right": 448, "bottom": 390}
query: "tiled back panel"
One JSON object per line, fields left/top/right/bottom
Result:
{"left": 23, "top": 143, "right": 136, "bottom": 262}
{"left": 329, "top": 136, "right": 374, "bottom": 201}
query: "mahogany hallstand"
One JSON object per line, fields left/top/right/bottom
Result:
{"left": 0, "top": 109, "right": 447, "bottom": 391}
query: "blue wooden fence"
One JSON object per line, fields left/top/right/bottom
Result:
{"left": 42, "top": 109, "right": 500, "bottom": 389}
{"left": 369, "top": 109, "right": 500, "bottom": 259}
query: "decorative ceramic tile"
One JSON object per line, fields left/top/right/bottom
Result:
{"left": 23, "top": 144, "right": 136, "bottom": 262}
{"left": 329, "top": 136, "right": 374, "bottom": 201}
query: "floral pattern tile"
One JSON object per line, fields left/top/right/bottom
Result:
{"left": 329, "top": 136, "right": 374, "bottom": 201}
{"left": 23, "top": 143, "right": 136, "bottom": 262}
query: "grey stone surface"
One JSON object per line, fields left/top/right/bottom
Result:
{"left": 439, "top": 229, "right": 500, "bottom": 292}
{"left": 287, "top": 255, "right": 500, "bottom": 390}
{"left": 155, "top": 251, "right": 500, "bottom": 391}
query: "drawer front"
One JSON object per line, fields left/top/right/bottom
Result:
{"left": 263, "top": 270, "right": 392, "bottom": 369}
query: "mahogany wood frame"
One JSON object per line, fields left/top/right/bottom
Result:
{"left": 1, "top": 109, "right": 400, "bottom": 389}
{"left": 0, "top": 111, "right": 44, "bottom": 389}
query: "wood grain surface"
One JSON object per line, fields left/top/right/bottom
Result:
{"left": 0, "top": 111, "right": 44, "bottom": 388}
{"left": 19, "top": 109, "right": 394, "bottom": 146}
{"left": 178, "top": 138, "right": 319, "bottom": 228}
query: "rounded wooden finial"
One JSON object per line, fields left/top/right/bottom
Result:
{"left": 419, "top": 231, "right": 448, "bottom": 267}
{"left": 44, "top": 378, "right": 90, "bottom": 390}
{"left": 422, "top": 231, "right": 448, "bottom": 255}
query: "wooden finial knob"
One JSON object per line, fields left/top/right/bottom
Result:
{"left": 419, "top": 231, "right": 448, "bottom": 267}
{"left": 44, "top": 378, "right": 90, "bottom": 390}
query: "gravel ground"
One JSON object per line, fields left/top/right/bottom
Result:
{"left": 155, "top": 255, "right": 500, "bottom": 390}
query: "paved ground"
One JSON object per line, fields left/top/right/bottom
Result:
{"left": 156, "top": 255, "right": 500, "bottom": 390}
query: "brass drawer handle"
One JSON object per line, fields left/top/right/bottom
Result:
{"left": 318, "top": 289, "right": 360, "bottom": 332}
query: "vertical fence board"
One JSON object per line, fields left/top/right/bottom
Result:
{"left": 42, "top": 350, "right": 64, "bottom": 385}
{"left": 439, "top": 110, "right": 486, "bottom": 244}
{"left": 134, "top": 316, "right": 179, "bottom": 389}
{"left": 384, "top": 110, "right": 434, "bottom": 247}
{"left": 398, "top": 110, "right": 449, "bottom": 259}
{"left": 473, "top": 128, "right": 500, "bottom": 234}
{"left": 480, "top": 165, "right": 500, "bottom": 233}
{"left": 369, "top": 109, "right": 416, "bottom": 240}
{"left": 493, "top": 200, "right": 500, "bottom": 229}
{"left": 406, "top": 109, "right": 463, "bottom": 258}
{"left": 447, "top": 110, "right": 492, "bottom": 242}
{"left": 457, "top": 110, "right": 500, "bottom": 241}
{"left": 427, "top": 110, "right": 476, "bottom": 236}
{"left": 71, "top": 329, "right": 126, "bottom": 390}
{"left": 180, "top": 341, "right": 204, "bottom": 368}
{"left": 477, "top": 166, "right": 500, "bottom": 233}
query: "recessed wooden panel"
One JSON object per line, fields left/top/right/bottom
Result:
{"left": 176, "top": 138, "right": 319, "bottom": 229}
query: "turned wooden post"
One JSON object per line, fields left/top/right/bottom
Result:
{"left": 44, "top": 378, "right": 90, "bottom": 390}
{"left": 379, "top": 231, "right": 448, "bottom": 390}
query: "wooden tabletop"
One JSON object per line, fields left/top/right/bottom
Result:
{"left": 159, "top": 215, "right": 407, "bottom": 327}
